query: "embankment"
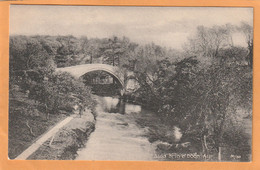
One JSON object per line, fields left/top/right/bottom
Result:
{"left": 8, "top": 95, "right": 68, "bottom": 159}
{"left": 28, "top": 109, "right": 96, "bottom": 160}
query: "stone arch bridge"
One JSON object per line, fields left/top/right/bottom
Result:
{"left": 56, "top": 64, "right": 137, "bottom": 95}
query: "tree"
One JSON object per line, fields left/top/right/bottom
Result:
{"left": 174, "top": 55, "right": 252, "bottom": 158}
{"left": 80, "top": 37, "right": 92, "bottom": 63}
{"left": 82, "top": 38, "right": 103, "bottom": 64}
{"left": 127, "top": 44, "right": 174, "bottom": 109}
{"left": 9, "top": 36, "right": 56, "bottom": 96}
{"left": 29, "top": 71, "right": 94, "bottom": 116}
{"left": 55, "top": 35, "right": 81, "bottom": 67}
{"left": 184, "top": 25, "right": 233, "bottom": 64}
{"left": 101, "top": 36, "right": 127, "bottom": 66}
{"left": 238, "top": 22, "right": 253, "bottom": 68}
{"left": 10, "top": 36, "right": 48, "bottom": 71}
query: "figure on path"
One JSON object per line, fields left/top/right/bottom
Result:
{"left": 79, "top": 103, "right": 83, "bottom": 118}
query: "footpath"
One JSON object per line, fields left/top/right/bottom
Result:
{"left": 15, "top": 109, "right": 95, "bottom": 160}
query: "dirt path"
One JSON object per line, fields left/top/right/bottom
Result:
{"left": 15, "top": 115, "right": 75, "bottom": 160}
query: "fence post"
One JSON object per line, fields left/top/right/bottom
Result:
{"left": 218, "top": 146, "right": 222, "bottom": 161}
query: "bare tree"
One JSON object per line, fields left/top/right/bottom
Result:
{"left": 238, "top": 22, "right": 253, "bottom": 68}
{"left": 184, "top": 25, "right": 233, "bottom": 59}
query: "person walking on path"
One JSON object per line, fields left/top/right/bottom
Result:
{"left": 44, "top": 103, "right": 49, "bottom": 120}
{"left": 79, "top": 104, "right": 83, "bottom": 118}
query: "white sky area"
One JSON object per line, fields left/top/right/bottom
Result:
{"left": 10, "top": 5, "right": 253, "bottom": 49}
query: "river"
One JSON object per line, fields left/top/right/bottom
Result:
{"left": 76, "top": 96, "right": 161, "bottom": 161}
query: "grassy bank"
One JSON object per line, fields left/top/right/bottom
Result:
{"left": 134, "top": 108, "right": 251, "bottom": 162}
{"left": 8, "top": 92, "right": 67, "bottom": 159}
{"left": 28, "top": 109, "right": 95, "bottom": 160}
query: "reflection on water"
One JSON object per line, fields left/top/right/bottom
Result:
{"left": 97, "top": 96, "right": 119, "bottom": 112}
{"left": 125, "top": 104, "right": 142, "bottom": 114}
{"left": 97, "top": 96, "right": 142, "bottom": 115}
{"left": 76, "top": 96, "right": 156, "bottom": 161}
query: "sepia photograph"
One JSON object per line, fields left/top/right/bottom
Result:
{"left": 9, "top": 5, "right": 253, "bottom": 161}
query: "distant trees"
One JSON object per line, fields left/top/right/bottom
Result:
{"left": 184, "top": 22, "right": 253, "bottom": 68}
{"left": 101, "top": 36, "right": 121, "bottom": 66}
{"left": 182, "top": 24, "right": 236, "bottom": 72}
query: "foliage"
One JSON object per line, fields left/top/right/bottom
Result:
{"left": 9, "top": 22, "right": 252, "bottom": 159}
{"left": 123, "top": 23, "right": 252, "bottom": 157}
{"left": 9, "top": 35, "right": 96, "bottom": 116}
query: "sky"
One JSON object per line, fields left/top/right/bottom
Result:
{"left": 10, "top": 5, "right": 253, "bottom": 49}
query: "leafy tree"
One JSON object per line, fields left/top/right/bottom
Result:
{"left": 81, "top": 38, "right": 103, "bottom": 64}
{"left": 100, "top": 36, "right": 128, "bottom": 66}
{"left": 10, "top": 36, "right": 49, "bottom": 71}
{"left": 174, "top": 25, "right": 252, "bottom": 157}
{"left": 55, "top": 35, "right": 81, "bottom": 67}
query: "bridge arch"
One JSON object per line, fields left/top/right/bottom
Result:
{"left": 56, "top": 64, "right": 125, "bottom": 88}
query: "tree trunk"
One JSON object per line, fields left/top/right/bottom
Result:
{"left": 218, "top": 146, "right": 222, "bottom": 161}
{"left": 112, "top": 55, "right": 115, "bottom": 66}
{"left": 90, "top": 55, "right": 93, "bottom": 64}
{"left": 44, "top": 103, "right": 49, "bottom": 120}
{"left": 248, "top": 43, "right": 253, "bottom": 68}
{"left": 201, "top": 135, "right": 208, "bottom": 154}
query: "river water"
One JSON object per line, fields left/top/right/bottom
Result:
{"left": 76, "top": 96, "right": 160, "bottom": 161}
